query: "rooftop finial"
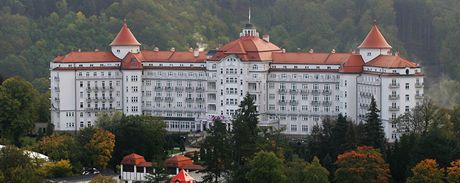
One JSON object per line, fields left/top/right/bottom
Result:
{"left": 123, "top": 17, "right": 127, "bottom": 25}
{"left": 248, "top": 8, "right": 251, "bottom": 24}
{"left": 373, "top": 19, "right": 377, "bottom": 25}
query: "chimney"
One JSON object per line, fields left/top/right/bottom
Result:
{"left": 78, "top": 49, "right": 81, "bottom": 52}
{"left": 309, "top": 49, "right": 314, "bottom": 53}
{"left": 331, "top": 49, "right": 336, "bottom": 54}
{"left": 351, "top": 50, "right": 356, "bottom": 54}
{"left": 95, "top": 49, "right": 99, "bottom": 52}
{"left": 193, "top": 48, "right": 200, "bottom": 57}
{"left": 262, "top": 34, "right": 270, "bottom": 42}
{"left": 189, "top": 47, "right": 193, "bottom": 52}
{"left": 395, "top": 51, "right": 399, "bottom": 56}
{"left": 170, "top": 47, "right": 175, "bottom": 52}
{"left": 153, "top": 47, "right": 159, "bottom": 51}
{"left": 282, "top": 48, "right": 286, "bottom": 53}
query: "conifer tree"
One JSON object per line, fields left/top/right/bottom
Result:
{"left": 231, "top": 93, "right": 259, "bottom": 183}
{"left": 364, "top": 97, "right": 386, "bottom": 150}
{"left": 332, "top": 113, "right": 349, "bottom": 155}
{"left": 201, "top": 118, "right": 231, "bottom": 183}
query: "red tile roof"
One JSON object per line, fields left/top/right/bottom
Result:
{"left": 339, "top": 54, "right": 365, "bottom": 73}
{"left": 164, "top": 155, "right": 193, "bottom": 168}
{"left": 141, "top": 50, "right": 206, "bottom": 62}
{"left": 110, "top": 22, "right": 141, "bottom": 46}
{"left": 54, "top": 51, "right": 120, "bottom": 63}
{"left": 121, "top": 52, "right": 143, "bottom": 70}
{"left": 272, "top": 52, "right": 359, "bottom": 65}
{"left": 365, "top": 55, "right": 418, "bottom": 68}
{"left": 358, "top": 24, "right": 392, "bottom": 49}
{"left": 170, "top": 169, "right": 196, "bottom": 183}
{"left": 121, "top": 153, "right": 152, "bottom": 167}
{"left": 209, "top": 36, "right": 281, "bottom": 61}
{"left": 54, "top": 50, "right": 206, "bottom": 63}
{"left": 272, "top": 52, "right": 365, "bottom": 73}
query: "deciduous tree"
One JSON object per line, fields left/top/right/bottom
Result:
{"left": 335, "top": 146, "right": 390, "bottom": 183}
{"left": 448, "top": 160, "right": 460, "bottom": 183}
{"left": 246, "top": 151, "right": 286, "bottom": 183}
{"left": 406, "top": 159, "right": 443, "bottom": 183}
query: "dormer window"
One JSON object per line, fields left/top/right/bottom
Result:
{"left": 367, "top": 52, "right": 371, "bottom": 56}
{"left": 117, "top": 50, "right": 120, "bottom": 53}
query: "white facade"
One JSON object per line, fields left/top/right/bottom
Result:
{"left": 50, "top": 23, "right": 424, "bottom": 141}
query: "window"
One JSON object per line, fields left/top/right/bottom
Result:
{"left": 367, "top": 52, "right": 371, "bottom": 56}
{"left": 405, "top": 94, "right": 409, "bottom": 101}
{"left": 252, "top": 64, "right": 258, "bottom": 70}
{"left": 405, "top": 106, "right": 410, "bottom": 112}
{"left": 302, "top": 125, "right": 308, "bottom": 132}
{"left": 405, "top": 83, "right": 409, "bottom": 89}
{"left": 302, "top": 105, "right": 308, "bottom": 111}
{"left": 291, "top": 125, "right": 297, "bottom": 132}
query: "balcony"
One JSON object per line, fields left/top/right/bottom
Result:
{"left": 322, "top": 101, "right": 332, "bottom": 106}
{"left": 289, "top": 100, "right": 298, "bottom": 105}
{"left": 175, "top": 86, "right": 184, "bottom": 92}
{"left": 289, "top": 89, "right": 298, "bottom": 95}
{"left": 54, "top": 87, "right": 60, "bottom": 92}
{"left": 322, "top": 90, "right": 332, "bottom": 95}
{"left": 389, "top": 83, "right": 400, "bottom": 88}
{"left": 164, "top": 97, "right": 173, "bottom": 102}
{"left": 185, "top": 97, "right": 194, "bottom": 102}
{"left": 389, "top": 106, "right": 400, "bottom": 111}
{"left": 311, "top": 101, "right": 320, "bottom": 106}
{"left": 196, "top": 98, "right": 205, "bottom": 102}
{"left": 415, "top": 94, "right": 424, "bottom": 100}
{"left": 278, "top": 100, "right": 287, "bottom": 105}
{"left": 360, "top": 103, "right": 369, "bottom": 109}
{"left": 154, "top": 86, "right": 162, "bottom": 92}
{"left": 278, "top": 88, "right": 287, "bottom": 94}
{"left": 164, "top": 87, "right": 173, "bottom": 92}
{"left": 154, "top": 97, "right": 163, "bottom": 102}
{"left": 415, "top": 82, "right": 424, "bottom": 88}
{"left": 196, "top": 87, "right": 205, "bottom": 93}
{"left": 300, "top": 89, "right": 309, "bottom": 94}
{"left": 311, "top": 89, "right": 320, "bottom": 95}
{"left": 389, "top": 95, "right": 400, "bottom": 100}
{"left": 185, "top": 87, "right": 194, "bottom": 92}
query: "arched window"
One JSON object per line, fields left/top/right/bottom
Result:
{"left": 252, "top": 64, "right": 258, "bottom": 70}
{"left": 406, "top": 69, "right": 409, "bottom": 75}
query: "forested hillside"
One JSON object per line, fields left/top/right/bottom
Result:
{"left": 1, "top": 0, "right": 460, "bottom": 102}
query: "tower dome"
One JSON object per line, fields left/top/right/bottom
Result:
{"left": 110, "top": 19, "right": 141, "bottom": 59}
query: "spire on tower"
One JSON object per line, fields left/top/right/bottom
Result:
{"left": 248, "top": 8, "right": 251, "bottom": 24}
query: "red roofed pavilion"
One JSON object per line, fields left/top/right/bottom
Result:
{"left": 358, "top": 23, "right": 392, "bottom": 49}
{"left": 170, "top": 169, "right": 196, "bottom": 183}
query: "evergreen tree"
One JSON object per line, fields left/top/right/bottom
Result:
{"left": 304, "top": 157, "right": 329, "bottom": 183}
{"left": 332, "top": 113, "right": 349, "bottom": 155}
{"left": 231, "top": 93, "right": 259, "bottom": 183}
{"left": 201, "top": 118, "right": 231, "bottom": 183}
{"left": 364, "top": 97, "right": 386, "bottom": 150}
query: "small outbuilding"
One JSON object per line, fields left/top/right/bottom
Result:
{"left": 120, "top": 153, "right": 154, "bottom": 182}
{"left": 170, "top": 169, "right": 196, "bottom": 183}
